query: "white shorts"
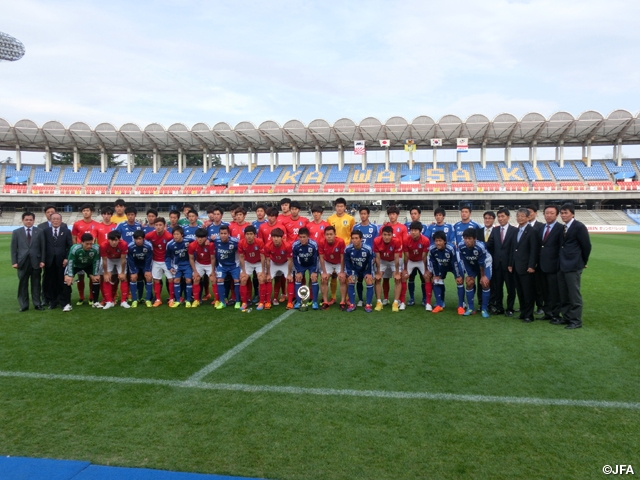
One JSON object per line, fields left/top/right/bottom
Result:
{"left": 244, "top": 261, "right": 262, "bottom": 275}
{"left": 324, "top": 262, "right": 341, "bottom": 276}
{"left": 152, "top": 260, "right": 174, "bottom": 280}
{"left": 406, "top": 260, "right": 425, "bottom": 276}
{"left": 270, "top": 262, "right": 288, "bottom": 278}
{"left": 105, "top": 258, "right": 126, "bottom": 275}
{"left": 195, "top": 262, "right": 212, "bottom": 277}
{"left": 379, "top": 260, "right": 403, "bottom": 278}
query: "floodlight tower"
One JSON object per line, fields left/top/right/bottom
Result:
{"left": 0, "top": 31, "right": 26, "bottom": 61}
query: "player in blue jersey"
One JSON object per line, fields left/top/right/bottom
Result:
{"left": 425, "top": 231, "right": 464, "bottom": 313}
{"left": 291, "top": 227, "right": 320, "bottom": 310}
{"left": 212, "top": 225, "right": 241, "bottom": 310}
{"left": 165, "top": 226, "right": 193, "bottom": 308}
{"left": 426, "top": 207, "right": 456, "bottom": 246}
{"left": 142, "top": 209, "right": 158, "bottom": 235}
{"left": 127, "top": 230, "right": 154, "bottom": 307}
{"left": 458, "top": 228, "right": 492, "bottom": 318}
{"left": 116, "top": 206, "right": 143, "bottom": 243}
{"left": 206, "top": 205, "right": 229, "bottom": 241}
{"left": 344, "top": 230, "right": 375, "bottom": 312}
{"left": 182, "top": 209, "right": 201, "bottom": 243}
{"left": 352, "top": 206, "right": 379, "bottom": 306}
{"left": 405, "top": 206, "right": 430, "bottom": 237}
{"left": 453, "top": 205, "right": 480, "bottom": 249}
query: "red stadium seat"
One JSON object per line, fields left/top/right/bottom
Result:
{"left": 183, "top": 186, "right": 203, "bottom": 194}
{"left": 616, "top": 181, "right": 640, "bottom": 190}
{"left": 398, "top": 184, "right": 422, "bottom": 192}
{"left": 249, "top": 186, "right": 271, "bottom": 194}
{"left": 504, "top": 182, "right": 529, "bottom": 192}
{"left": 274, "top": 185, "right": 295, "bottom": 193}
{"left": 323, "top": 184, "right": 345, "bottom": 193}
{"left": 204, "top": 186, "right": 226, "bottom": 194}
{"left": 298, "top": 185, "right": 320, "bottom": 193}
{"left": 348, "top": 184, "right": 370, "bottom": 193}
{"left": 227, "top": 185, "right": 248, "bottom": 194}
{"left": 109, "top": 186, "right": 132, "bottom": 195}
{"left": 85, "top": 186, "right": 107, "bottom": 195}
{"left": 159, "top": 186, "right": 182, "bottom": 195}
{"left": 532, "top": 181, "right": 557, "bottom": 191}
{"left": 134, "top": 186, "right": 157, "bottom": 195}
{"left": 30, "top": 185, "right": 55, "bottom": 194}
{"left": 588, "top": 181, "right": 614, "bottom": 191}
{"left": 476, "top": 182, "right": 501, "bottom": 192}
{"left": 560, "top": 181, "right": 586, "bottom": 191}
{"left": 3, "top": 185, "right": 28, "bottom": 193}
{"left": 423, "top": 184, "right": 448, "bottom": 192}
{"left": 450, "top": 182, "right": 475, "bottom": 192}
{"left": 59, "top": 185, "right": 83, "bottom": 194}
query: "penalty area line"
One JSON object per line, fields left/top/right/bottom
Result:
{"left": 1, "top": 370, "right": 640, "bottom": 410}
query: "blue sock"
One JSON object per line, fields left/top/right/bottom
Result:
{"left": 186, "top": 284, "right": 193, "bottom": 302}
{"left": 421, "top": 281, "right": 426, "bottom": 303}
{"left": 312, "top": 282, "right": 319, "bottom": 302}
{"left": 408, "top": 280, "right": 415, "bottom": 301}
{"left": 466, "top": 287, "right": 476, "bottom": 311}
{"left": 145, "top": 282, "right": 153, "bottom": 301}
{"left": 295, "top": 281, "right": 301, "bottom": 301}
{"left": 434, "top": 284, "right": 444, "bottom": 307}
{"left": 482, "top": 289, "right": 490, "bottom": 311}
{"left": 217, "top": 283, "right": 225, "bottom": 303}
{"left": 366, "top": 284, "right": 374, "bottom": 305}
{"left": 457, "top": 284, "right": 465, "bottom": 307}
{"left": 348, "top": 283, "right": 355, "bottom": 305}
{"left": 234, "top": 283, "right": 240, "bottom": 303}
{"left": 174, "top": 282, "right": 181, "bottom": 302}
{"left": 129, "top": 282, "right": 137, "bottom": 301}
{"left": 356, "top": 280, "right": 364, "bottom": 301}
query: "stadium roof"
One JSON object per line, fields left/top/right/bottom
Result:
{"left": 1, "top": 110, "right": 640, "bottom": 154}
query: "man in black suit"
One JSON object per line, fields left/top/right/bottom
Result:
{"left": 538, "top": 205, "right": 564, "bottom": 322}
{"left": 486, "top": 207, "right": 517, "bottom": 315}
{"left": 527, "top": 204, "right": 545, "bottom": 315}
{"left": 37, "top": 204, "right": 67, "bottom": 230}
{"left": 476, "top": 211, "right": 495, "bottom": 309}
{"left": 509, "top": 208, "right": 539, "bottom": 323}
{"left": 11, "top": 212, "right": 46, "bottom": 311}
{"left": 555, "top": 203, "right": 591, "bottom": 329}
{"left": 42, "top": 213, "right": 73, "bottom": 309}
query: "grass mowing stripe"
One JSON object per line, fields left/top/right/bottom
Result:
{"left": 2, "top": 370, "right": 640, "bottom": 410}
{"left": 186, "top": 309, "right": 296, "bottom": 382}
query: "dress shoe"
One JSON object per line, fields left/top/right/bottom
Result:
{"left": 521, "top": 317, "right": 534, "bottom": 323}
{"left": 565, "top": 324, "right": 582, "bottom": 330}
{"left": 48, "top": 304, "right": 57, "bottom": 310}
{"left": 550, "top": 318, "right": 567, "bottom": 325}
{"left": 542, "top": 314, "right": 554, "bottom": 320}
{"left": 504, "top": 310, "right": 514, "bottom": 317}
{"left": 493, "top": 308, "right": 505, "bottom": 315}
{"left": 535, "top": 309, "right": 545, "bottom": 316}
{"left": 34, "top": 306, "right": 44, "bottom": 311}
{"left": 19, "top": 307, "right": 29, "bottom": 312}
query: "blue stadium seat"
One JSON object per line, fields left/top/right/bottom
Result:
{"left": 350, "top": 165, "right": 376, "bottom": 183}
{"left": 497, "top": 162, "right": 527, "bottom": 181}
{"left": 212, "top": 167, "right": 240, "bottom": 185}
{"left": 279, "top": 166, "right": 308, "bottom": 185}
{"left": 189, "top": 168, "right": 216, "bottom": 185}
{"left": 604, "top": 160, "right": 634, "bottom": 173}
{"left": 61, "top": 167, "right": 88, "bottom": 185}
{"left": 5, "top": 164, "right": 32, "bottom": 180}
{"left": 400, "top": 164, "right": 421, "bottom": 176}
{"left": 325, "top": 166, "right": 350, "bottom": 183}
{"left": 255, "top": 166, "right": 283, "bottom": 184}
{"left": 113, "top": 168, "right": 142, "bottom": 185}
{"left": 547, "top": 162, "right": 579, "bottom": 181}
{"left": 450, "top": 163, "right": 472, "bottom": 182}
{"left": 87, "top": 167, "right": 116, "bottom": 185}
{"left": 138, "top": 167, "right": 167, "bottom": 185}
{"left": 522, "top": 162, "right": 551, "bottom": 181}
{"left": 32, "top": 166, "right": 61, "bottom": 184}
{"left": 473, "top": 163, "right": 499, "bottom": 181}
{"left": 301, "top": 166, "right": 327, "bottom": 184}
{"left": 574, "top": 161, "right": 608, "bottom": 181}
{"left": 235, "top": 166, "right": 263, "bottom": 185}
{"left": 376, "top": 165, "right": 397, "bottom": 183}
{"left": 164, "top": 168, "right": 193, "bottom": 185}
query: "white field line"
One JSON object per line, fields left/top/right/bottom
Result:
{"left": 186, "top": 309, "right": 296, "bottom": 382}
{"left": 1, "top": 370, "right": 640, "bottom": 410}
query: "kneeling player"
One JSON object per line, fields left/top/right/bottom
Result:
{"left": 127, "top": 230, "right": 154, "bottom": 307}
{"left": 212, "top": 225, "right": 241, "bottom": 309}
{"left": 373, "top": 226, "right": 403, "bottom": 312}
{"left": 425, "top": 231, "right": 464, "bottom": 313}
{"left": 292, "top": 227, "right": 319, "bottom": 310}
{"left": 100, "top": 230, "right": 130, "bottom": 309}
{"left": 263, "top": 228, "right": 294, "bottom": 309}
{"left": 188, "top": 228, "right": 214, "bottom": 308}
{"left": 165, "top": 226, "right": 193, "bottom": 308}
{"left": 344, "top": 230, "right": 375, "bottom": 312}
{"left": 238, "top": 225, "right": 265, "bottom": 311}
{"left": 62, "top": 233, "right": 101, "bottom": 311}
{"left": 458, "top": 228, "right": 492, "bottom": 318}
{"left": 403, "top": 221, "right": 432, "bottom": 310}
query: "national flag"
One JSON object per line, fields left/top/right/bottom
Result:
{"left": 457, "top": 138, "right": 468, "bottom": 153}
{"left": 430, "top": 138, "right": 442, "bottom": 147}
{"left": 379, "top": 139, "right": 390, "bottom": 147}
{"left": 354, "top": 140, "right": 365, "bottom": 155}
{"left": 404, "top": 138, "right": 416, "bottom": 152}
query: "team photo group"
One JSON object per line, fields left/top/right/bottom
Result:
{"left": 11, "top": 196, "right": 591, "bottom": 329}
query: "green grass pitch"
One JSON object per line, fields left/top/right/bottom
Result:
{"left": 0, "top": 234, "right": 639, "bottom": 479}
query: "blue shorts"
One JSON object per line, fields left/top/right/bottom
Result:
{"left": 216, "top": 265, "right": 240, "bottom": 280}
{"left": 463, "top": 265, "right": 491, "bottom": 281}
{"left": 295, "top": 266, "right": 318, "bottom": 276}
{"left": 174, "top": 264, "right": 193, "bottom": 279}
{"left": 128, "top": 261, "right": 150, "bottom": 276}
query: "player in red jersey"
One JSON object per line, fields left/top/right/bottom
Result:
{"left": 283, "top": 200, "right": 308, "bottom": 242}
{"left": 374, "top": 225, "right": 403, "bottom": 312}
{"left": 95, "top": 206, "right": 117, "bottom": 244}
{"left": 229, "top": 207, "right": 250, "bottom": 241}
{"left": 318, "top": 226, "right": 347, "bottom": 309}
{"left": 277, "top": 197, "right": 292, "bottom": 223}
{"left": 263, "top": 228, "right": 294, "bottom": 309}
{"left": 306, "top": 205, "right": 330, "bottom": 242}
{"left": 259, "top": 206, "right": 287, "bottom": 301}
{"left": 145, "top": 217, "right": 175, "bottom": 306}
{"left": 100, "top": 230, "right": 130, "bottom": 309}
{"left": 238, "top": 225, "right": 266, "bottom": 310}
{"left": 403, "top": 221, "right": 432, "bottom": 311}
{"left": 188, "top": 228, "right": 214, "bottom": 308}
{"left": 71, "top": 204, "right": 100, "bottom": 304}
{"left": 377, "top": 205, "right": 407, "bottom": 307}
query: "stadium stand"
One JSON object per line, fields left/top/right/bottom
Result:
{"left": 87, "top": 167, "right": 116, "bottom": 185}
{"left": 274, "top": 184, "right": 295, "bottom": 193}
{"left": 298, "top": 184, "right": 321, "bottom": 193}
{"left": 112, "top": 168, "right": 142, "bottom": 185}
{"left": 32, "top": 166, "right": 61, "bottom": 185}
{"left": 497, "top": 162, "right": 527, "bottom": 182}
{"left": 399, "top": 164, "right": 421, "bottom": 183}
{"left": 350, "top": 165, "right": 377, "bottom": 184}
{"left": 532, "top": 181, "right": 557, "bottom": 191}
{"left": 604, "top": 160, "right": 634, "bottom": 174}
{"left": 109, "top": 186, "right": 132, "bottom": 195}
{"left": 278, "top": 166, "right": 308, "bottom": 185}
{"left": 301, "top": 166, "right": 327, "bottom": 184}
{"left": 135, "top": 186, "right": 157, "bottom": 194}
{"left": 5, "top": 164, "right": 31, "bottom": 182}
{"left": 574, "top": 161, "right": 609, "bottom": 181}
{"left": 449, "top": 164, "right": 472, "bottom": 183}
{"left": 548, "top": 161, "right": 580, "bottom": 181}
{"left": 477, "top": 182, "right": 501, "bottom": 192}
{"left": 234, "top": 166, "right": 262, "bottom": 185}
{"left": 560, "top": 181, "right": 586, "bottom": 190}
{"left": 323, "top": 183, "right": 345, "bottom": 193}
{"left": 424, "top": 165, "right": 447, "bottom": 183}
{"left": 450, "top": 182, "right": 475, "bottom": 192}
{"left": 85, "top": 185, "right": 108, "bottom": 195}
{"left": 30, "top": 185, "right": 55, "bottom": 194}
{"left": 373, "top": 183, "right": 396, "bottom": 192}
{"left": 188, "top": 168, "right": 216, "bottom": 185}
{"left": 164, "top": 167, "right": 193, "bottom": 185}
{"left": 3, "top": 184, "right": 28, "bottom": 193}
{"left": 211, "top": 167, "right": 240, "bottom": 185}
{"left": 59, "top": 185, "right": 83, "bottom": 195}
{"left": 255, "top": 166, "right": 283, "bottom": 184}
{"left": 473, "top": 163, "right": 499, "bottom": 181}
{"left": 204, "top": 185, "right": 227, "bottom": 194}
{"left": 325, "top": 165, "right": 350, "bottom": 184}
{"left": 60, "top": 167, "right": 88, "bottom": 185}
{"left": 375, "top": 166, "right": 397, "bottom": 183}
{"left": 504, "top": 182, "right": 529, "bottom": 191}
{"left": 227, "top": 185, "right": 247, "bottom": 194}
{"left": 138, "top": 167, "right": 167, "bottom": 186}
{"left": 523, "top": 162, "right": 552, "bottom": 181}
{"left": 159, "top": 186, "right": 183, "bottom": 194}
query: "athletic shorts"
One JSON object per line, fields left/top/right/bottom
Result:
{"left": 104, "top": 257, "right": 126, "bottom": 275}
{"left": 152, "top": 260, "right": 173, "bottom": 280}
{"left": 65, "top": 266, "right": 92, "bottom": 278}
{"left": 195, "top": 262, "right": 212, "bottom": 277}
{"left": 406, "top": 260, "right": 425, "bottom": 276}
{"left": 128, "top": 261, "right": 148, "bottom": 276}
{"left": 270, "top": 262, "right": 288, "bottom": 279}
{"left": 173, "top": 264, "right": 193, "bottom": 279}
{"left": 295, "top": 265, "right": 317, "bottom": 276}
{"left": 379, "top": 260, "right": 403, "bottom": 278}
{"left": 216, "top": 265, "right": 240, "bottom": 280}
{"left": 244, "top": 261, "right": 262, "bottom": 275}
{"left": 324, "top": 262, "right": 341, "bottom": 276}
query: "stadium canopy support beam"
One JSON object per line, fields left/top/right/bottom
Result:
{"left": 530, "top": 141, "right": 538, "bottom": 168}
{"left": 178, "top": 148, "right": 183, "bottom": 174}
{"left": 127, "top": 148, "right": 133, "bottom": 173}
{"left": 432, "top": 146, "right": 437, "bottom": 169}
{"left": 408, "top": 148, "right": 414, "bottom": 171}
{"left": 247, "top": 148, "right": 253, "bottom": 173}
{"left": 384, "top": 146, "right": 390, "bottom": 170}
{"left": 559, "top": 140, "right": 565, "bottom": 168}
{"left": 73, "top": 146, "right": 79, "bottom": 173}
{"left": 616, "top": 138, "right": 623, "bottom": 166}
{"left": 481, "top": 142, "right": 487, "bottom": 168}
{"left": 505, "top": 141, "right": 512, "bottom": 168}
{"left": 275, "top": 151, "right": 279, "bottom": 167}
{"left": 101, "top": 148, "right": 108, "bottom": 173}
{"left": 225, "top": 149, "right": 230, "bottom": 173}
{"left": 45, "top": 146, "right": 52, "bottom": 172}
{"left": 456, "top": 151, "right": 462, "bottom": 170}
{"left": 338, "top": 144, "right": 344, "bottom": 171}
{"left": 202, "top": 149, "right": 208, "bottom": 173}
{"left": 15, "top": 145, "right": 21, "bottom": 171}
{"left": 269, "top": 147, "right": 275, "bottom": 172}
{"left": 361, "top": 150, "right": 367, "bottom": 170}
{"left": 586, "top": 140, "right": 592, "bottom": 167}
{"left": 315, "top": 146, "right": 322, "bottom": 171}
{"left": 153, "top": 148, "right": 158, "bottom": 174}
{"left": 291, "top": 148, "right": 297, "bottom": 170}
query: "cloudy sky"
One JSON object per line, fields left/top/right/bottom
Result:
{"left": 2, "top": 0, "right": 639, "bottom": 162}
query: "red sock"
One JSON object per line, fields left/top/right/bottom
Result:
{"left": 102, "top": 280, "right": 112, "bottom": 303}
{"left": 240, "top": 284, "right": 248, "bottom": 303}
{"left": 111, "top": 279, "right": 118, "bottom": 301}
{"left": 287, "top": 280, "right": 294, "bottom": 303}
{"left": 425, "top": 282, "right": 432, "bottom": 303}
{"left": 168, "top": 282, "right": 175, "bottom": 299}
{"left": 266, "top": 282, "right": 273, "bottom": 302}
{"left": 78, "top": 278, "right": 85, "bottom": 301}
{"left": 383, "top": 278, "right": 390, "bottom": 300}
{"left": 259, "top": 283, "right": 266, "bottom": 303}
{"left": 120, "top": 280, "right": 129, "bottom": 301}
{"left": 400, "top": 281, "right": 407, "bottom": 302}
{"left": 154, "top": 281, "right": 162, "bottom": 301}
{"left": 193, "top": 283, "right": 201, "bottom": 301}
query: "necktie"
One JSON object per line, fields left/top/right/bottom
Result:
{"left": 54, "top": 228, "right": 58, "bottom": 238}
{"left": 517, "top": 228, "right": 524, "bottom": 243}
{"left": 484, "top": 228, "right": 490, "bottom": 242}
{"left": 501, "top": 227, "right": 505, "bottom": 244}
{"left": 543, "top": 225, "right": 550, "bottom": 241}
{"left": 26, "top": 228, "right": 31, "bottom": 245}
{"left": 563, "top": 225, "right": 567, "bottom": 237}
